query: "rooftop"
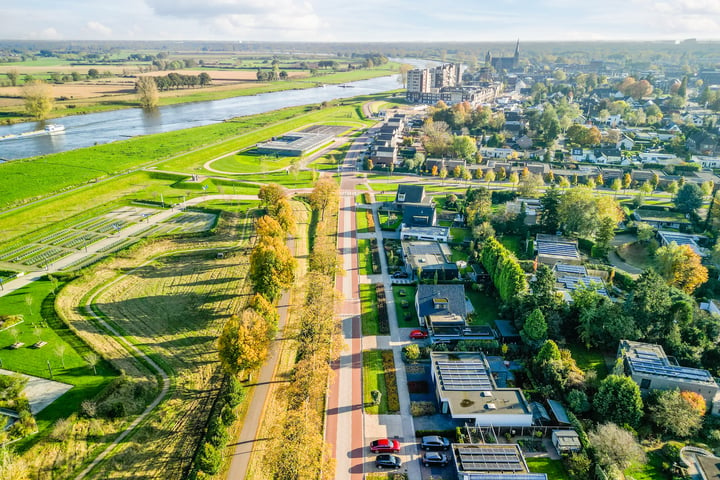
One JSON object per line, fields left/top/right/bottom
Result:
{"left": 403, "top": 241, "right": 454, "bottom": 271}
{"left": 620, "top": 340, "right": 716, "bottom": 387}
{"left": 452, "top": 443, "right": 547, "bottom": 478}
{"left": 417, "top": 284, "right": 467, "bottom": 318}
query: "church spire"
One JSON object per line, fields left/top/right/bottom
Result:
{"left": 514, "top": 39, "right": 520, "bottom": 59}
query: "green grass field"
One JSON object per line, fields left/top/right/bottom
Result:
{"left": 0, "top": 279, "right": 118, "bottom": 440}
{"left": 465, "top": 289, "right": 500, "bottom": 326}
{"left": 360, "top": 284, "right": 379, "bottom": 335}
{"left": 525, "top": 458, "right": 570, "bottom": 479}
{"left": 451, "top": 227, "right": 471, "bottom": 243}
{"left": 358, "top": 238, "right": 374, "bottom": 275}
{"left": 625, "top": 448, "right": 671, "bottom": 480}
{"left": 208, "top": 149, "right": 299, "bottom": 174}
{"left": 362, "top": 349, "right": 390, "bottom": 414}
{"left": 568, "top": 344, "right": 609, "bottom": 379}
{"left": 392, "top": 285, "right": 418, "bottom": 328}
{"left": 356, "top": 208, "right": 372, "bottom": 234}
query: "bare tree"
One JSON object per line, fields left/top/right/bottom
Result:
{"left": 84, "top": 353, "right": 99, "bottom": 375}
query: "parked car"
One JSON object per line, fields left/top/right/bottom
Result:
{"left": 422, "top": 451, "right": 449, "bottom": 467}
{"left": 370, "top": 438, "right": 400, "bottom": 453}
{"left": 420, "top": 435, "right": 451, "bottom": 451}
{"left": 409, "top": 329, "right": 429, "bottom": 339}
{"left": 375, "top": 454, "right": 402, "bottom": 469}
{"left": 392, "top": 271, "right": 409, "bottom": 278}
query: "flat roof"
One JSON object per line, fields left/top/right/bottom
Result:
{"left": 400, "top": 225, "right": 450, "bottom": 238}
{"left": 255, "top": 126, "right": 342, "bottom": 154}
{"left": 431, "top": 352, "right": 529, "bottom": 416}
{"left": 403, "top": 241, "right": 453, "bottom": 269}
{"left": 453, "top": 443, "right": 547, "bottom": 478}
{"left": 620, "top": 340, "right": 716, "bottom": 386}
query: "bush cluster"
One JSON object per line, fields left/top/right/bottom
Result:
{"left": 366, "top": 209, "right": 375, "bottom": 229}
{"left": 381, "top": 350, "right": 400, "bottom": 412}
{"left": 363, "top": 192, "right": 371, "bottom": 204}
{"left": 188, "top": 376, "right": 246, "bottom": 478}
{"left": 481, "top": 237, "right": 527, "bottom": 302}
{"left": 410, "top": 401, "right": 437, "bottom": 416}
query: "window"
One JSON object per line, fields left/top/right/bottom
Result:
{"left": 397, "top": 193, "right": 406, "bottom": 202}
{"left": 640, "top": 378, "right": 651, "bottom": 389}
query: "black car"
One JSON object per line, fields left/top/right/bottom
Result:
{"left": 422, "top": 451, "right": 449, "bottom": 467}
{"left": 375, "top": 454, "right": 402, "bottom": 469}
{"left": 392, "top": 272, "right": 409, "bottom": 278}
{"left": 420, "top": 435, "right": 451, "bottom": 451}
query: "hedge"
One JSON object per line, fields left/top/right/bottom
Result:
{"left": 370, "top": 239, "right": 382, "bottom": 274}
{"left": 481, "top": 237, "right": 528, "bottom": 302}
{"left": 381, "top": 350, "right": 400, "bottom": 413}
{"left": 376, "top": 283, "right": 390, "bottom": 334}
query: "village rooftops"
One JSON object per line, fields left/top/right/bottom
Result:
{"left": 619, "top": 340, "right": 716, "bottom": 388}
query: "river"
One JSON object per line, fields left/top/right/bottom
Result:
{"left": 0, "top": 59, "right": 437, "bottom": 160}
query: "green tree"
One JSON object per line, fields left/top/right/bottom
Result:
{"left": 610, "top": 178, "right": 622, "bottom": 197}
{"left": 675, "top": 183, "right": 703, "bottom": 214}
{"left": 451, "top": 135, "right": 477, "bottom": 160}
{"left": 649, "top": 389, "right": 703, "bottom": 438}
{"left": 135, "top": 76, "right": 159, "bottom": 110}
{"left": 567, "top": 389, "right": 590, "bottom": 413}
{"left": 508, "top": 172, "right": 519, "bottom": 191}
{"left": 593, "top": 375, "right": 643, "bottom": 428}
{"left": 258, "top": 183, "right": 288, "bottom": 216}
{"left": 520, "top": 308, "right": 547, "bottom": 347}
{"left": 539, "top": 186, "right": 562, "bottom": 233}
{"left": 22, "top": 80, "right": 54, "bottom": 119}
{"left": 558, "top": 187, "right": 599, "bottom": 237}
{"left": 7, "top": 69, "right": 19, "bottom": 86}
{"left": 636, "top": 222, "right": 654, "bottom": 243}
{"left": 439, "top": 166, "right": 448, "bottom": 184}
{"left": 403, "top": 344, "right": 421, "bottom": 363}
{"left": 594, "top": 216, "right": 616, "bottom": 253}
{"left": 309, "top": 177, "right": 339, "bottom": 220}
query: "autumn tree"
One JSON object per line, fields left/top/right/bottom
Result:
{"left": 249, "top": 235, "right": 297, "bottom": 300}
{"left": 255, "top": 215, "right": 285, "bottom": 238}
{"left": 422, "top": 119, "right": 452, "bottom": 156}
{"left": 649, "top": 389, "right": 704, "bottom": 437}
{"left": 654, "top": 242, "right": 708, "bottom": 293}
{"left": 309, "top": 177, "right": 339, "bottom": 220}
{"left": 218, "top": 309, "right": 273, "bottom": 378}
{"left": 22, "top": 80, "right": 54, "bottom": 119}
{"left": 275, "top": 198, "right": 297, "bottom": 235}
{"left": 258, "top": 183, "right": 288, "bottom": 216}
{"left": 135, "top": 76, "right": 159, "bottom": 110}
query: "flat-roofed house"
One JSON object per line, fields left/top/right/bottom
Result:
{"left": 452, "top": 443, "right": 547, "bottom": 480}
{"left": 618, "top": 340, "right": 720, "bottom": 412}
{"left": 431, "top": 351, "right": 533, "bottom": 427}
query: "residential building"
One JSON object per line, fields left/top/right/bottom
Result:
{"left": 399, "top": 225, "right": 450, "bottom": 242}
{"left": 633, "top": 208, "right": 690, "bottom": 230}
{"left": 535, "top": 234, "right": 581, "bottom": 266}
{"left": 431, "top": 352, "right": 533, "bottom": 427}
{"left": 452, "top": 443, "right": 547, "bottom": 480}
{"left": 657, "top": 231, "right": 706, "bottom": 257}
{"left": 403, "top": 242, "right": 458, "bottom": 281}
{"left": 618, "top": 340, "right": 720, "bottom": 411}
{"left": 552, "top": 264, "right": 608, "bottom": 300}
{"left": 395, "top": 184, "right": 429, "bottom": 207}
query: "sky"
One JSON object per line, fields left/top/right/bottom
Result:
{"left": 3, "top": 0, "right": 720, "bottom": 43}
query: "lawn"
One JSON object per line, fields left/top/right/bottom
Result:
{"left": 358, "top": 238, "right": 374, "bottom": 275}
{"left": 392, "top": 285, "right": 418, "bottom": 328}
{"left": 360, "top": 283, "right": 380, "bottom": 335}
{"left": 465, "top": 288, "right": 500, "bottom": 326}
{"left": 500, "top": 234, "right": 523, "bottom": 257}
{"left": 368, "top": 182, "right": 400, "bottom": 193}
{"left": 356, "top": 208, "right": 373, "bottom": 234}
{"left": 525, "top": 458, "right": 570, "bottom": 479}
{"left": 375, "top": 194, "right": 395, "bottom": 202}
{"left": 568, "top": 344, "right": 609, "bottom": 379}
{"left": 378, "top": 210, "right": 402, "bottom": 230}
{"left": 208, "top": 149, "right": 299, "bottom": 174}
{"left": 362, "top": 350, "right": 390, "bottom": 415}
{"left": 451, "top": 227, "right": 471, "bottom": 243}
{"left": 625, "top": 448, "right": 671, "bottom": 480}
{"left": 0, "top": 279, "right": 118, "bottom": 443}
{"left": 616, "top": 241, "right": 653, "bottom": 269}
{"left": 449, "top": 245, "right": 470, "bottom": 263}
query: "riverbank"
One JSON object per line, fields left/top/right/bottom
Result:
{"left": 0, "top": 63, "right": 401, "bottom": 125}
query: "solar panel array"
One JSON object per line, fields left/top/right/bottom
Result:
{"left": 457, "top": 447, "right": 524, "bottom": 473}
{"left": 436, "top": 361, "right": 493, "bottom": 391}
{"left": 466, "top": 475, "right": 547, "bottom": 480}
{"left": 537, "top": 241, "right": 580, "bottom": 259}
{"left": 630, "top": 359, "right": 713, "bottom": 383}
{"left": 554, "top": 264, "right": 587, "bottom": 275}
{"left": 556, "top": 275, "right": 607, "bottom": 295}
{"left": 407, "top": 243, "right": 444, "bottom": 255}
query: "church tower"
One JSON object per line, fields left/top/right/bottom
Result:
{"left": 513, "top": 39, "right": 520, "bottom": 67}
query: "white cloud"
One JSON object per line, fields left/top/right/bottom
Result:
{"left": 87, "top": 21, "right": 112, "bottom": 36}
{"left": 29, "top": 27, "right": 62, "bottom": 40}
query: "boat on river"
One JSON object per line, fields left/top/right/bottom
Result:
{"left": 0, "top": 124, "right": 65, "bottom": 141}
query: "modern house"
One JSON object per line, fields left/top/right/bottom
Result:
{"left": 399, "top": 225, "right": 450, "bottom": 242}
{"left": 402, "top": 204, "right": 437, "bottom": 227}
{"left": 618, "top": 340, "right": 720, "bottom": 411}
{"left": 535, "top": 234, "right": 581, "bottom": 266}
{"left": 403, "top": 242, "right": 458, "bottom": 281}
{"left": 633, "top": 208, "right": 691, "bottom": 230}
{"left": 657, "top": 231, "right": 706, "bottom": 257}
{"left": 416, "top": 284, "right": 467, "bottom": 325}
{"left": 452, "top": 443, "right": 547, "bottom": 480}
{"left": 255, "top": 127, "right": 339, "bottom": 156}
{"left": 431, "top": 352, "right": 533, "bottom": 427}
{"left": 395, "top": 184, "right": 429, "bottom": 207}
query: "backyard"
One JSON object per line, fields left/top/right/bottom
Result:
{"left": 358, "top": 238, "right": 374, "bottom": 275}
{"left": 392, "top": 285, "right": 419, "bottom": 328}
{"left": 465, "top": 288, "right": 500, "bottom": 326}
{"left": 360, "top": 283, "right": 380, "bottom": 335}
{"left": 525, "top": 457, "right": 570, "bottom": 479}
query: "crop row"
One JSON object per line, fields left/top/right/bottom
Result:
{"left": 60, "top": 233, "right": 104, "bottom": 250}
{"left": 0, "top": 243, "right": 37, "bottom": 262}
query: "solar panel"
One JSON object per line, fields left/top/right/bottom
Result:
{"left": 630, "top": 358, "right": 713, "bottom": 382}
{"left": 555, "top": 264, "right": 586, "bottom": 274}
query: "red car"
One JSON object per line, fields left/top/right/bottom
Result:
{"left": 409, "top": 329, "right": 429, "bottom": 339}
{"left": 370, "top": 438, "right": 401, "bottom": 453}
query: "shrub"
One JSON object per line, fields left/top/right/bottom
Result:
{"left": 403, "top": 344, "right": 421, "bottom": 363}
{"left": 366, "top": 210, "right": 375, "bottom": 229}
{"left": 363, "top": 192, "right": 371, "bottom": 204}
{"left": 197, "top": 442, "right": 222, "bottom": 475}
{"left": 371, "top": 389, "right": 382, "bottom": 406}
{"left": 376, "top": 284, "right": 390, "bottom": 334}
{"left": 220, "top": 404, "right": 236, "bottom": 426}
{"left": 410, "top": 401, "right": 436, "bottom": 416}
{"left": 381, "top": 350, "right": 400, "bottom": 412}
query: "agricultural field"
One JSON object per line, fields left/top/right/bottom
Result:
{"left": 39, "top": 203, "right": 256, "bottom": 479}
